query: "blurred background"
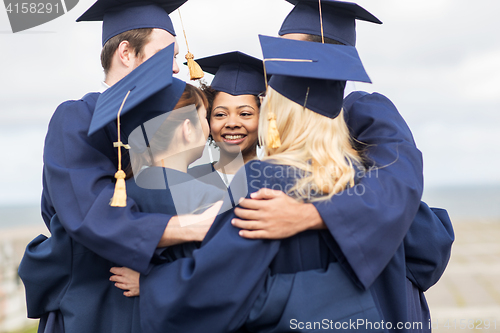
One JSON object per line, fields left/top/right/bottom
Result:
{"left": 1, "top": 0, "right": 499, "bottom": 332}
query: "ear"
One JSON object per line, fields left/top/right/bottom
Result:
{"left": 182, "top": 119, "right": 193, "bottom": 143}
{"left": 116, "top": 40, "right": 135, "bottom": 68}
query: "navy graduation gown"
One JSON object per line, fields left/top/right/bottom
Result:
{"left": 126, "top": 166, "right": 225, "bottom": 262}
{"left": 19, "top": 92, "right": 175, "bottom": 331}
{"left": 18, "top": 214, "right": 141, "bottom": 333}
{"left": 189, "top": 134, "right": 453, "bottom": 295}
{"left": 18, "top": 167, "right": 225, "bottom": 333}
{"left": 405, "top": 203, "right": 454, "bottom": 291}
{"left": 188, "top": 163, "right": 228, "bottom": 190}
{"left": 139, "top": 160, "right": 384, "bottom": 333}
{"left": 41, "top": 92, "right": 170, "bottom": 274}
{"left": 312, "top": 91, "right": 428, "bottom": 330}
{"left": 128, "top": 166, "right": 224, "bottom": 216}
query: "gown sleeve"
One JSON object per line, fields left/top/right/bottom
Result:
{"left": 41, "top": 96, "right": 170, "bottom": 273}
{"left": 404, "top": 202, "right": 454, "bottom": 291}
{"left": 313, "top": 91, "right": 424, "bottom": 289}
{"left": 18, "top": 214, "right": 71, "bottom": 319}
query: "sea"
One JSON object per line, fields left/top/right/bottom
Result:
{"left": 0, "top": 185, "right": 499, "bottom": 231}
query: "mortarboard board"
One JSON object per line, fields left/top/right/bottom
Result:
{"left": 195, "top": 51, "right": 267, "bottom": 96}
{"left": 259, "top": 34, "right": 370, "bottom": 119}
{"left": 279, "top": 0, "right": 382, "bottom": 46}
{"left": 77, "top": 0, "right": 188, "bottom": 46}
{"left": 88, "top": 42, "right": 186, "bottom": 207}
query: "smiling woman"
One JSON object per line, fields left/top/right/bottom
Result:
{"left": 187, "top": 51, "right": 266, "bottom": 189}
{"left": 209, "top": 91, "right": 260, "bottom": 163}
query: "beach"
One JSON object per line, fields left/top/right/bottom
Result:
{"left": 0, "top": 225, "right": 46, "bottom": 333}
{"left": 426, "top": 219, "right": 500, "bottom": 332}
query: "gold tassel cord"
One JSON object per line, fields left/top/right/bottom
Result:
{"left": 178, "top": 9, "right": 204, "bottom": 80}
{"left": 110, "top": 90, "right": 132, "bottom": 207}
{"left": 318, "top": 0, "right": 325, "bottom": 44}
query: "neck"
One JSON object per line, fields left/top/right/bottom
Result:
{"left": 153, "top": 153, "right": 189, "bottom": 173}
{"left": 105, "top": 67, "right": 132, "bottom": 87}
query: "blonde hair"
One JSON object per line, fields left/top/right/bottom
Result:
{"left": 259, "top": 87, "right": 363, "bottom": 202}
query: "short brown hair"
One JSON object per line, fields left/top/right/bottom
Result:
{"left": 175, "top": 83, "right": 209, "bottom": 112}
{"left": 306, "top": 34, "right": 345, "bottom": 45}
{"left": 100, "top": 28, "right": 154, "bottom": 76}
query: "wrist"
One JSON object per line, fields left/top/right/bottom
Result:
{"left": 304, "top": 203, "right": 326, "bottom": 230}
{"left": 158, "top": 216, "right": 190, "bottom": 247}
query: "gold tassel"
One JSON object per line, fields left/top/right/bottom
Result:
{"left": 110, "top": 90, "right": 131, "bottom": 207}
{"left": 267, "top": 112, "right": 281, "bottom": 149}
{"left": 185, "top": 52, "right": 204, "bottom": 80}
{"left": 110, "top": 170, "right": 127, "bottom": 207}
{"left": 178, "top": 9, "right": 204, "bottom": 81}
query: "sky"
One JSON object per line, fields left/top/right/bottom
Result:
{"left": 0, "top": 0, "right": 499, "bottom": 206}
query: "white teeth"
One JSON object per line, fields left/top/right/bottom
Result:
{"left": 224, "top": 135, "right": 245, "bottom": 140}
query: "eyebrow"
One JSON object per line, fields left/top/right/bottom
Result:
{"left": 213, "top": 105, "right": 257, "bottom": 112}
{"left": 237, "top": 105, "right": 256, "bottom": 111}
{"left": 213, "top": 106, "right": 229, "bottom": 112}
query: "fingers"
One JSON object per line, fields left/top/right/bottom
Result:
{"left": 237, "top": 197, "right": 268, "bottom": 210}
{"left": 231, "top": 219, "right": 265, "bottom": 230}
{"left": 110, "top": 267, "right": 126, "bottom": 275}
{"left": 238, "top": 229, "right": 272, "bottom": 239}
{"left": 233, "top": 207, "right": 263, "bottom": 221}
{"left": 124, "top": 290, "right": 139, "bottom": 297}
{"left": 114, "top": 282, "right": 132, "bottom": 291}
{"left": 250, "top": 188, "right": 285, "bottom": 200}
{"left": 109, "top": 274, "right": 128, "bottom": 284}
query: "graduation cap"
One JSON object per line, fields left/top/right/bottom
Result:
{"left": 279, "top": 0, "right": 382, "bottom": 46}
{"left": 259, "top": 35, "right": 370, "bottom": 147}
{"left": 89, "top": 43, "right": 186, "bottom": 207}
{"left": 77, "top": 0, "right": 188, "bottom": 46}
{"left": 195, "top": 51, "right": 267, "bottom": 96}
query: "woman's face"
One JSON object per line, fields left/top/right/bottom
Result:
{"left": 210, "top": 92, "right": 259, "bottom": 158}
{"left": 198, "top": 105, "right": 210, "bottom": 142}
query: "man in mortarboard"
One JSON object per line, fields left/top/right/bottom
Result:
{"left": 17, "top": 1, "right": 223, "bottom": 332}
{"left": 231, "top": 1, "right": 454, "bottom": 332}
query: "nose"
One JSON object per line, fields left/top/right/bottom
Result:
{"left": 225, "top": 114, "right": 241, "bottom": 128}
{"left": 172, "top": 58, "right": 180, "bottom": 74}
